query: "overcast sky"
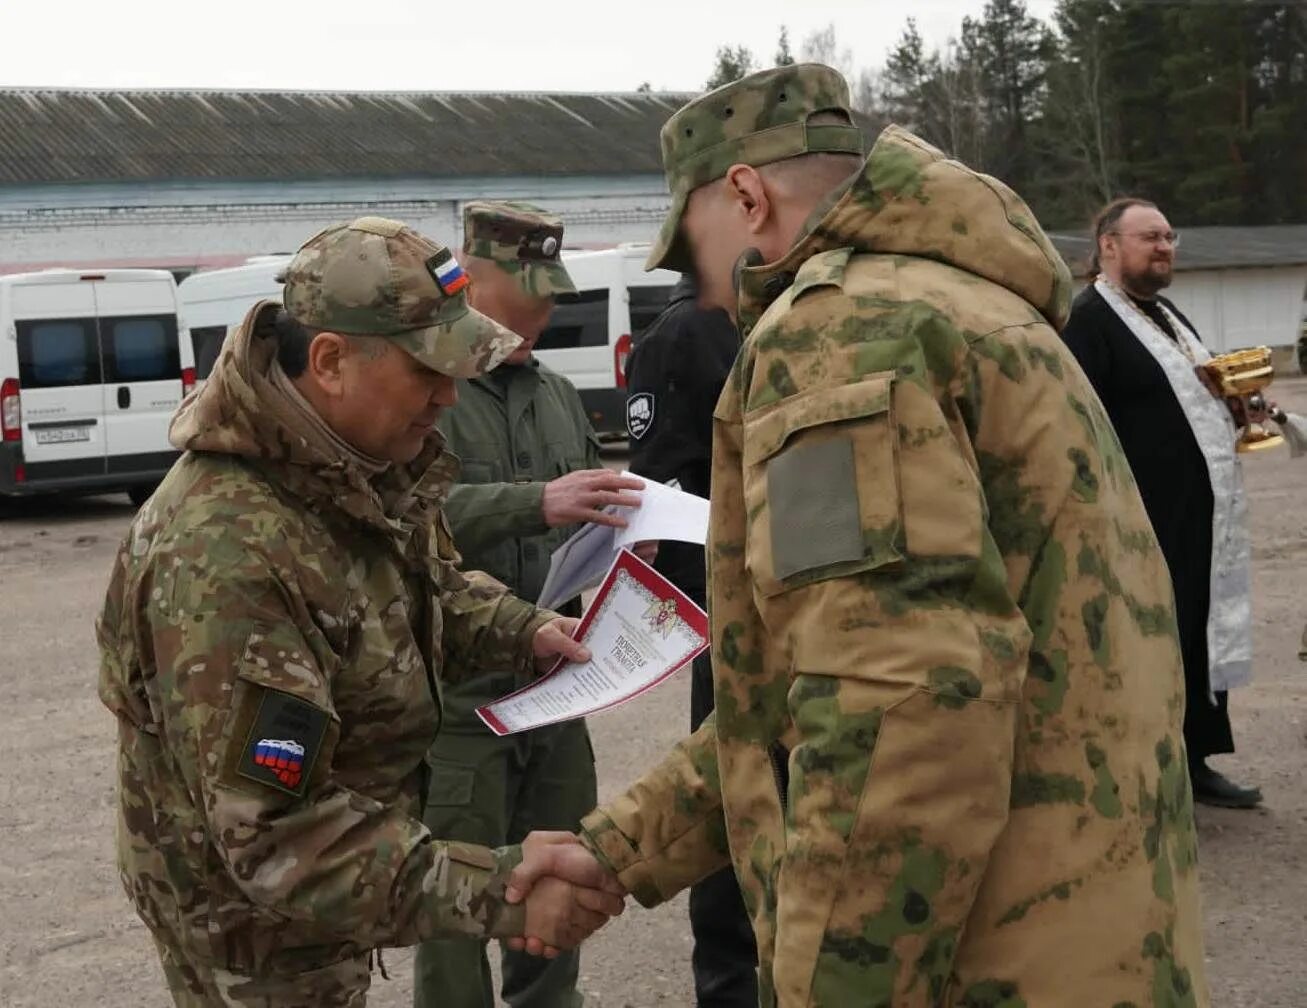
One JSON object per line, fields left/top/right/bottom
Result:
{"left": 4, "top": 0, "right": 1058, "bottom": 93}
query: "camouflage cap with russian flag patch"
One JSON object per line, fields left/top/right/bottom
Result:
{"left": 462, "top": 201, "right": 576, "bottom": 298}
{"left": 646, "top": 63, "right": 864, "bottom": 272}
{"left": 282, "top": 216, "right": 521, "bottom": 378}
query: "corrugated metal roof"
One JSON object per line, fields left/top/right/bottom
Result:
{"left": 0, "top": 89, "right": 698, "bottom": 185}
{"left": 1050, "top": 225, "right": 1307, "bottom": 274}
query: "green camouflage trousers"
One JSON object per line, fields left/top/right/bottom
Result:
{"left": 415, "top": 687, "right": 596, "bottom": 1008}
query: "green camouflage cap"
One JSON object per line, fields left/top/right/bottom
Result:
{"left": 647, "top": 63, "right": 864, "bottom": 272}
{"left": 462, "top": 201, "right": 577, "bottom": 297}
{"left": 282, "top": 216, "right": 521, "bottom": 378}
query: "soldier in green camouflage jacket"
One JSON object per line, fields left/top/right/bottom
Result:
{"left": 515, "top": 65, "right": 1210, "bottom": 1007}
{"left": 96, "top": 217, "right": 624, "bottom": 1007}
{"left": 415, "top": 203, "right": 648, "bottom": 1008}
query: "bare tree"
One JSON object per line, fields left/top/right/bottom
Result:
{"left": 801, "top": 23, "right": 855, "bottom": 82}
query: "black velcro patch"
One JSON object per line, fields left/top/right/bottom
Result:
{"left": 236, "top": 689, "right": 329, "bottom": 798}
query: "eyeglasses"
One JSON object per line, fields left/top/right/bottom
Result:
{"left": 1110, "top": 230, "right": 1180, "bottom": 248}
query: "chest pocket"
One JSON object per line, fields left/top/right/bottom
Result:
{"left": 743, "top": 373, "right": 903, "bottom": 597}
{"left": 742, "top": 372, "right": 982, "bottom": 598}
{"left": 545, "top": 430, "right": 601, "bottom": 478}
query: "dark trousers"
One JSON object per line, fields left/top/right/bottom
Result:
{"left": 689, "top": 650, "right": 759, "bottom": 1008}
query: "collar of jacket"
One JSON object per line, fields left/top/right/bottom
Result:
{"left": 733, "top": 124, "right": 1073, "bottom": 337}
{"left": 469, "top": 356, "right": 541, "bottom": 399}
{"left": 169, "top": 299, "right": 457, "bottom": 534}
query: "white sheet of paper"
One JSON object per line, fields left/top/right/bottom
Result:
{"left": 477, "top": 550, "right": 708, "bottom": 736}
{"left": 612, "top": 471, "right": 709, "bottom": 550}
{"left": 535, "top": 514, "right": 619, "bottom": 612}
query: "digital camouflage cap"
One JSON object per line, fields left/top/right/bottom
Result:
{"left": 646, "top": 63, "right": 864, "bottom": 272}
{"left": 282, "top": 216, "right": 521, "bottom": 378}
{"left": 462, "top": 201, "right": 577, "bottom": 298}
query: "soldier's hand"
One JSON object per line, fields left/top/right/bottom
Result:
{"left": 1194, "top": 365, "right": 1222, "bottom": 399}
{"left": 542, "top": 470, "right": 644, "bottom": 529}
{"left": 506, "top": 831, "right": 627, "bottom": 957}
{"left": 532, "top": 618, "right": 590, "bottom": 673}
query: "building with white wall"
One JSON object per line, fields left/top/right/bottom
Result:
{"left": 1051, "top": 225, "right": 1307, "bottom": 353}
{"left": 0, "top": 88, "right": 695, "bottom": 277}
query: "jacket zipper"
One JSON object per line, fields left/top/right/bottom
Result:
{"left": 768, "top": 742, "right": 790, "bottom": 815}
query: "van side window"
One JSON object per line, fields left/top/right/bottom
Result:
{"left": 190, "top": 325, "right": 228, "bottom": 380}
{"left": 537, "top": 290, "right": 610, "bottom": 351}
{"left": 629, "top": 286, "right": 675, "bottom": 338}
{"left": 102, "top": 316, "right": 181, "bottom": 383}
{"left": 16, "top": 319, "right": 101, "bottom": 388}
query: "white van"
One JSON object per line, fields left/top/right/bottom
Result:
{"left": 535, "top": 244, "right": 678, "bottom": 436}
{"left": 0, "top": 268, "right": 195, "bottom": 503}
{"left": 178, "top": 255, "right": 293, "bottom": 380}
{"left": 176, "top": 244, "right": 677, "bottom": 435}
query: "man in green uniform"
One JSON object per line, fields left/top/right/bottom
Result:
{"left": 96, "top": 216, "right": 625, "bottom": 1007}
{"left": 510, "top": 64, "right": 1210, "bottom": 1007}
{"left": 415, "top": 202, "right": 650, "bottom": 1008}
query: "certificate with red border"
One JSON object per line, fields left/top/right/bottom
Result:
{"left": 476, "top": 549, "right": 709, "bottom": 737}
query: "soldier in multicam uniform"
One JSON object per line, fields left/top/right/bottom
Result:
{"left": 96, "top": 217, "right": 625, "bottom": 1007}
{"left": 414, "top": 202, "right": 650, "bottom": 1008}
{"left": 513, "top": 64, "right": 1211, "bottom": 1006}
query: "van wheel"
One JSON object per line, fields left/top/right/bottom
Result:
{"left": 127, "top": 484, "right": 157, "bottom": 508}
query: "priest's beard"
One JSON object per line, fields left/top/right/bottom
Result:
{"left": 1122, "top": 258, "right": 1174, "bottom": 298}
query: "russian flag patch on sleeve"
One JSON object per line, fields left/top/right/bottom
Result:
{"left": 426, "top": 249, "right": 470, "bottom": 296}
{"left": 236, "top": 688, "right": 328, "bottom": 798}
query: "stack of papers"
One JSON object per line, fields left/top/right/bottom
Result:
{"left": 536, "top": 473, "right": 709, "bottom": 611}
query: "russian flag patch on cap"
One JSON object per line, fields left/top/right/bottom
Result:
{"left": 427, "top": 250, "right": 469, "bottom": 296}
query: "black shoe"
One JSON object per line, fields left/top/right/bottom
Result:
{"left": 1190, "top": 761, "right": 1263, "bottom": 809}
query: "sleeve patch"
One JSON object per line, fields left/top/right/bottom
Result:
{"left": 236, "top": 688, "right": 329, "bottom": 798}
{"left": 627, "top": 393, "right": 655, "bottom": 440}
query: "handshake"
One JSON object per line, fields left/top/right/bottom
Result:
{"left": 504, "top": 831, "right": 627, "bottom": 956}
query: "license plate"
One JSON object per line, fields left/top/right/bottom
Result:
{"left": 34, "top": 426, "right": 91, "bottom": 445}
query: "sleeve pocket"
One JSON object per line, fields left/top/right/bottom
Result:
{"left": 743, "top": 373, "right": 902, "bottom": 597}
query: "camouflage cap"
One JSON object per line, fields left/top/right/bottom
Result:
{"left": 282, "top": 216, "right": 521, "bottom": 378}
{"left": 462, "top": 201, "right": 577, "bottom": 297}
{"left": 647, "top": 63, "right": 864, "bottom": 272}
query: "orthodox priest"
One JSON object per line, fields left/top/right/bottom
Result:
{"left": 1061, "top": 197, "right": 1261, "bottom": 808}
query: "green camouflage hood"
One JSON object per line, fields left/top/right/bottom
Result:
{"left": 735, "top": 125, "right": 1074, "bottom": 336}
{"left": 169, "top": 300, "right": 452, "bottom": 526}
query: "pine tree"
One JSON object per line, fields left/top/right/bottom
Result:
{"left": 706, "top": 46, "right": 756, "bottom": 90}
{"left": 775, "top": 26, "right": 795, "bottom": 67}
{"left": 968, "top": 0, "right": 1057, "bottom": 193}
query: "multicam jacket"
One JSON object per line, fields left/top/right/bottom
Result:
{"left": 97, "top": 301, "right": 549, "bottom": 975}
{"left": 580, "top": 127, "right": 1208, "bottom": 1007}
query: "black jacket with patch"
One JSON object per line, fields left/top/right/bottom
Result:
{"left": 625, "top": 276, "right": 739, "bottom": 600}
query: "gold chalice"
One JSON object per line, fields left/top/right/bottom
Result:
{"left": 1202, "top": 347, "right": 1284, "bottom": 452}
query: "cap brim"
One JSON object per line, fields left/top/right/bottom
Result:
{"left": 645, "top": 187, "right": 690, "bottom": 272}
{"left": 516, "top": 260, "right": 576, "bottom": 297}
{"left": 392, "top": 301, "right": 522, "bottom": 379}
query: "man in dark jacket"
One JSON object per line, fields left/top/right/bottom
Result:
{"left": 624, "top": 274, "right": 756, "bottom": 1008}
